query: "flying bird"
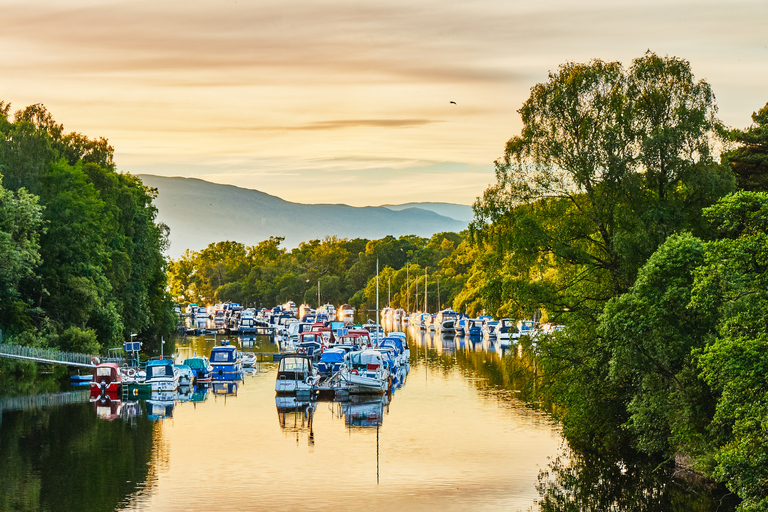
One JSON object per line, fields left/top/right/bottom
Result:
{"left": 450, "top": 101, "right": 456, "bottom": 104}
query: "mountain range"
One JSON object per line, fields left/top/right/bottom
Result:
{"left": 137, "top": 175, "right": 472, "bottom": 258}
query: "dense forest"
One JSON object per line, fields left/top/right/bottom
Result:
{"left": 167, "top": 52, "right": 768, "bottom": 510}
{"left": 0, "top": 102, "right": 175, "bottom": 355}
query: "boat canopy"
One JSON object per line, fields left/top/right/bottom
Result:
{"left": 348, "top": 350, "right": 385, "bottom": 367}
{"left": 183, "top": 356, "right": 209, "bottom": 370}
{"left": 380, "top": 337, "right": 403, "bottom": 354}
{"left": 320, "top": 348, "right": 346, "bottom": 364}
{"left": 146, "top": 361, "right": 174, "bottom": 380}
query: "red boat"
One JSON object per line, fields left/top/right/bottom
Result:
{"left": 90, "top": 362, "right": 122, "bottom": 396}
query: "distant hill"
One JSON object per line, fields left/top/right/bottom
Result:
{"left": 382, "top": 202, "right": 474, "bottom": 223}
{"left": 137, "top": 175, "right": 469, "bottom": 258}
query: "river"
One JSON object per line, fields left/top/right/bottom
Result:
{"left": 0, "top": 327, "right": 738, "bottom": 511}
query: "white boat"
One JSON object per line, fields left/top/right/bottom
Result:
{"left": 435, "top": 309, "right": 458, "bottom": 331}
{"left": 275, "top": 355, "right": 318, "bottom": 394}
{"left": 482, "top": 319, "right": 499, "bottom": 339}
{"left": 494, "top": 318, "right": 515, "bottom": 344}
{"left": 195, "top": 306, "right": 210, "bottom": 319}
{"left": 512, "top": 319, "right": 536, "bottom": 341}
{"left": 339, "top": 350, "right": 391, "bottom": 394}
{"left": 145, "top": 360, "right": 179, "bottom": 392}
{"left": 282, "top": 301, "right": 299, "bottom": 316}
{"left": 318, "top": 303, "right": 337, "bottom": 322}
{"left": 337, "top": 304, "right": 355, "bottom": 324}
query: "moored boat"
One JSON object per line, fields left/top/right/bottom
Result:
{"left": 275, "top": 354, "right": 318, "bottom": 395}
{"left": 146, "top": 360, "right": 180, "bottom": 392}
{"left": 183, "top": 355, "right": 213, "bottom": 382}
{"left": 337, "top": 304, "right": 355, "bottom": 324}
{"left": 339, "top": 349, "right": 391, "bottom": 394}
{"left": 90, "top": 362, "right": 122, "bottom": 396}
{"left": 210, "top": 341, "right": 243, "bottom": 379}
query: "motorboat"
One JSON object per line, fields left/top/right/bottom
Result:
{"left": 339, "top": 350, "right": 391, "bottom": 394}
{"left": 145, "top": 360, "right": 180, "bottom": 392}
{"left": 183, "top": 355, "right": 212, "bottom": 382}
{"left": 494, "top": 318, "right": 516, "bottom": 344}
{"left": 275, "top": 355, "right": 318, "bottom": 395}
{"left": 174, "top": 364, "right": 195, "bottom": 386}
{"left": 482, "top": 319, "right": 499, "bottom": 339}
{"left": 282, "top": 301, "right": 299, "bottom": 316}
{"left": 435, "top": 309, "right": 458, "bottom": 331}
{"left": 316, "top": 348, "right": 347, "bottom": 377}
{"left": 237, "top": 316, "right": 259, "bottom": 334}
{"left": 90, "top": 362, "right": 122, "bottom": 397}
{"left": 337, "top": 304, "right": 355, "bottom": 324}
{"left": 209, "top": 341, "right": 243, "bottom": 379}
{"left": 512, "top": 319, "right": 536, "bottom": 341}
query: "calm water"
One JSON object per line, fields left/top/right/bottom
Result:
{"left": 0, "top": 327, "right": 738, "bottom": 512}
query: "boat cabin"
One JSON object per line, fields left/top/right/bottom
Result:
{"left": 90, "top": 362, "right": 122, "bottom": 396}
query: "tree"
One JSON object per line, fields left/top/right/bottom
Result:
{"left": 723, "top": 102, "right": 768, "bottom": 191}
{"left": 0, "top": 177, "right": 44, "bottom": 332}
{"left": 472, "top": 52, "right": 733, "bottom": 321}
{"left": 600, "top": 233, "right": 716, "bottom": 458}
{"left": 691, "top": 192, "right": 768, "bottom": 512}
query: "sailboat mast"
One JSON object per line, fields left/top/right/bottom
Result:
{"left": 424, "top": 268, "right": 428, "bottom": 314}
{"left": 406, "top": 264, "right": 409, "bottom": 313}
{"left": 376, "top": 258, "right": 380, "bottom": 336}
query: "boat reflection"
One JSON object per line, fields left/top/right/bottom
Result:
{"left": 338, "top": 396, "right": 388, "bottom": 429}
{"left": 212, "top": 380, "right": 239, "bottom": 397}
{"left": 147, "top": 392, "right": 175, "bottom": 421}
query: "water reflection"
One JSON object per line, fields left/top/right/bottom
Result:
{"left": 537, "top": 450, "right": 740, "bottom": 512}
{"left": 0, "top": 325, "right": 740, "bottom": 512}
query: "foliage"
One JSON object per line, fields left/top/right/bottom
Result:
{"left": 600, "top": 233, "right": 716, "bottom": 458}
{"left": 691, "top": 191, "right": 768, "bottom": 511}
{"left": 0, "top": 101, "right": 173, "bottom": 352}
{"left": 167, "top": 231, "right": 473, "bottom": 315}
{"left": 723, "top": 103, "right": 768, "bottom": 192}
{"left": 471, "top": 52, "right": 732, "bottom": 321}
{"left": 0, "top": 177, "right": 43, "bottom": 332}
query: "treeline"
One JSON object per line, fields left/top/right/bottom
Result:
{"left": 0, "top": 102, "right": 175, "bottom": 355}
{"left": 167, "top": 231, "right": 486, "bottom": 316}
{"left": 469, "top": 52, "right": 767, "bottom": 511}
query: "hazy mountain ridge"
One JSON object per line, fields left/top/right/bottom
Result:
{"left": 382, "top": 202, "right": 474, "bottom": 223}
{"left": 138, "top": 175, "right": 468, "bottom": 258}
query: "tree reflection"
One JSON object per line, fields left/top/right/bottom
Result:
{"left": 535, "top": 448, "right": 739, "bottom": 512}
{"left": 0, "top": 402, "right": 156, "bottom": 512}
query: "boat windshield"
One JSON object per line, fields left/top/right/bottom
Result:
{"left": 96, "top": 367, "right": 112, "bottom": 377}
{"left": 147, "top": 364, "right": 171, "bottom": 379}
{"left": 211, "top": 350, "right": 233, "bottom": 362}
{"left": 280, "top": 358, "right": 310, "bottom": 372}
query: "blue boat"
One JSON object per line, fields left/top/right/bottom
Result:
{"left": 210, "top": 341, "right": 242, "bottom": 379}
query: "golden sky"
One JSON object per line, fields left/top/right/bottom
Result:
{"left": 1, "top": 0, "right": 766, "bottom": 206}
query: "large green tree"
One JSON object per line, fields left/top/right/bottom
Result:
{"left": 472, "top": 52, "right": 733, "bottom": 321}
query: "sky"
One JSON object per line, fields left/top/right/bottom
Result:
{"left": 0, "top": 0, "right": 766, "bottom": 206}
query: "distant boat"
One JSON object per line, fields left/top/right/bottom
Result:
{"left": 338, "top": 304, "right": 355, "bottom": 324}
{"left": 183, "top": 356, "right": 212, "bottom": 382}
